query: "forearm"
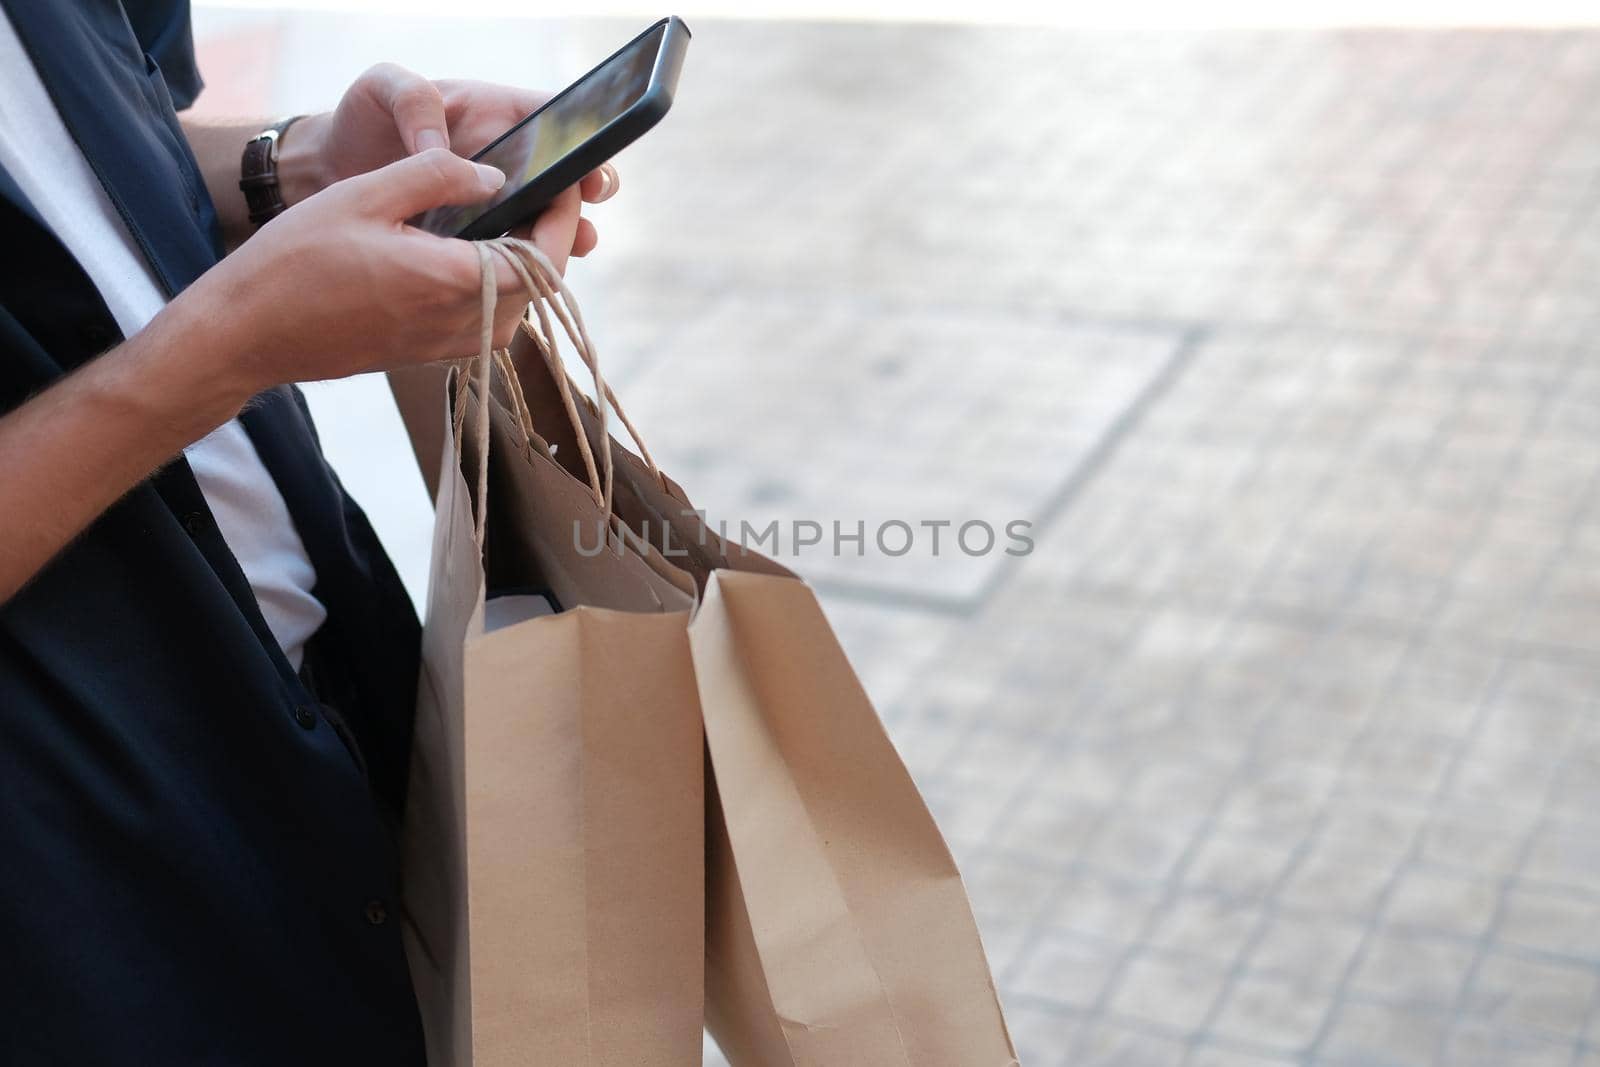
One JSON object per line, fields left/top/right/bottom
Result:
{"left": 180, "top": 116, "right": 329, "bottom": 251}
{"left": 0, "top": 302, "right": 249, "bottom": 605}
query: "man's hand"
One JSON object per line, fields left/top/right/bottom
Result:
{"left": 278, "top": 64, "right": 616, "bottom": 273}
{"left": 4, "top": 67, "right": 619, "bottom": 605}
{"left": 0, "top": 145, "right": 532, "bottom": 606}
{"left": 188, "top": 147, "right": 559, "bottom": 405}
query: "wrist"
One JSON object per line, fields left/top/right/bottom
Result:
{"left": 117, "top": 288, "right": 259, "bottom": 439}
{"left": 274, "top": 112, "right": 334, "bottom": 208}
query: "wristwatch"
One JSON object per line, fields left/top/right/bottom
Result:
{"left": 239, "top": 115, "right": 306, "bottom": 227}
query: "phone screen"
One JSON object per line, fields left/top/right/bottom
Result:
{"left": 412, "top": 24, "right": 665, "bottom": 237}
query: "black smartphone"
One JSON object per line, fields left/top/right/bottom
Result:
{"left": 412, "top": 16, "right": 690, "bottom": 240}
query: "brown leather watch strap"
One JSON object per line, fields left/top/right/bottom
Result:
{"left": 239, "top": 115, "right": 305, "bottom": 228}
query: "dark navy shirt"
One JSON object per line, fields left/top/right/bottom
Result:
{"left": 0, "top": 3, "right": 428, "bottom": 1063}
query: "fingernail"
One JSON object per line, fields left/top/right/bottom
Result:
{"left": 474, "top": 163, "right": 506, "bottom": 192}
{"left": 416, "top": 128, "right": 448, "bottom": 152}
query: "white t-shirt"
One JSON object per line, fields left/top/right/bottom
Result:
{"left": 0, "top": 9, "right": 327, "bottom": 669}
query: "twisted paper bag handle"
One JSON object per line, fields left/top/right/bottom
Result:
{"left": 450, "top": 236, "right": 667, "bottom": 551}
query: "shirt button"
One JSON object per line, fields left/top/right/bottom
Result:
{"left": 294, "top": 704, "right": 317, "bottom": 730}
{"left": 181, "top": 511, "right": 207, "bottom": 536}
{"left": 365, "top": 899, "right": 389, "bottom": 926}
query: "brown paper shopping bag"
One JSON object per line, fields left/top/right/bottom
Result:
{"left": 395, "top": 242, "right": 704, "bottom": 1067}
{"left": 693, "top": 570, "right": 1017, "bottom": 1066}
{"left": 539, "top": 307, "right": 1019, "bottom": 1065}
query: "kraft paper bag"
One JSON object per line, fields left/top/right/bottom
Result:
{"left": 538, "top": 312, "right": 1018, "bottom": 1064}
{"left": 395, "top": 241, "right": 704, "bottom": 1067}
{"left": 692, "top": 569, "right": 1017, "bottom": 1065}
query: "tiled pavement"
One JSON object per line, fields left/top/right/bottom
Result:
{"left": 192, "top": 12, "right": 1600, "bottom": 1064}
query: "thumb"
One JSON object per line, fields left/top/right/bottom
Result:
{"left": 365, "top": 63, "right": 450, "bottom": 154}
{"left": 341, "top": 147, "right": 505, "bottom": 221}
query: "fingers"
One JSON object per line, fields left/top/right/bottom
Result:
{"left": 363, "top": 63, "right": 450, "bottom": 153}
{"left": 487, "top": 253, "right": 531, "bottom": 347}
{"left": 437, "top": 79, "right": 548, "bottom": 127}
{"left": 341, "top": 148, "right": 504, "bottom": 220}
{"left": 506, "top": 214, "right": 598, "bottom": 259}
{"left": 580, "top": 163, "right": 619, "bottom": 204}
{"left": 399, "top": 213, "right": 581, "bottom": 357}
{"left": 419, "top": 238, "right": 530, "bottom": 353}
{"left": 571, "top": 217, "right": 599, "bottom": 259}
{"left": 530, "top": 184, "right": 584, "bottom": 275}
{"left": 491, "top": 297, "right": 529, "bottom": 349}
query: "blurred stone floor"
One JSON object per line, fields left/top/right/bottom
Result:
{"left": 193, "top": 12, "right": 1600, "bottom": 1065}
